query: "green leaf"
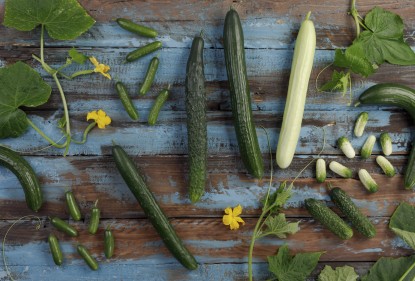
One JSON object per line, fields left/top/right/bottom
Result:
{"left": 69, "top": 47, "right": 88, "bottom": 64}
{"left": 267, "top": 244, "right": 324, "bottom": 281}
{"left": 263, "top": 213, "right": 300, "bottom": 238}
{"left": 318, "top": 265, "right": 359, "bottom": 281}
{"left": 0, "top": 62, "right": 51, "bottom": 138}
{"left": 334, "top": 43, "right": 375, "bottom": 77}
{"left": 3, "top": 0, "right": 95, "bottom": 40}
{"left": 262, "top": 181, "right": 292, "bottom": 214}
{"left": 356, "top": 7, "right": 415, "bottom": 65}
{"left": 389, "top": 202, "right": 415, "bottom": 250}
{"left": 319, "top": 70, "right": 350, "bottom": 97}
{"left": 361, "top": 255, "right": 415, "bottom": 281}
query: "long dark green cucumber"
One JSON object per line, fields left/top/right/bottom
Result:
{"left": 223, "top": 8, "right": 264, "bottom": 179}
{"left": 116, "top": 18, "right": 158, "bottom": 38}
{"left": 0, "top": 145, "right": 42, "bottom": 212}
{"left": 112, "top": 145, "right": 198, "bottom": 270}
{"left": 148, "top": 87, "right": 170, "bottom": 126}
{"left": 185, "top": 35, "right": 207, "bottom": 203}
{"left": 139, "top": 57, "right": 159, "bottom": 96}
{"left": 304, "top": 198, "right": 353, "bottom": 240}
{"left": 126, "top": 41, "right": 162, "bottom": 62}
{"left": 358, "top": 83, "right": 415, "bottom": 189}
{"left": 115, "top": 82, "right": 139, "bottom": 120}
{"left": 329, "top": 186, "right": 376, "bottom": 238}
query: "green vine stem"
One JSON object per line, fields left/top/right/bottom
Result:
{"left": 72, "top": 122, "right": 97, "bottom": 144}
{"left": 26, "top": 118, "right": 66, "bottom": 149}
{"left": 350, "top": 0, "right": 360, "bottom": 37}
{"left": 2, "top": 216, "right": 42, "bottom": 281}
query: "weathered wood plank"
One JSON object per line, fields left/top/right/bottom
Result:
{"left": 0, "top": 218, "right": 411, "bottom": 265}
{"left": 0, "top": 155, "right": 412, "bottom": 219}
{"left": 0, "top": 0, "right": 414, "bottom": 49}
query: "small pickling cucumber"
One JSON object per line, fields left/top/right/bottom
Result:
{"left": 358, "top": 169, "right": 378, "bottom": 193}
{"left": 316, "top": 158, "right": 326, "bottom": 183}
{"left": 148, "top": 87, "right": 170, "bottom": 126}
{"left": 77, "top": 245, "right": 99, "bottom": 271}
{"left": 304, "top": 198, "right": 353, "bottom": 240}
{"left": 361, "top": 135, "right": 376, "bottom": 159}
{"left": 115, "top": 81, "right": 139, "bottom": 120}
{"left": 126, "top": 41, "right": 162, "bottom": 62}
{"left": 0, "top": 145, "right": 43, "bottom": 212}
{"left": 329, "top": 161, "right": 352, "bottom": 178}
{"left": 376, "top": 156, "right": 395, "bottom": 177}
{"left": 328, "top": 185, "right": 376, "bottom": 238}
{"left": 88, "top": 200, "right": 100, "bottom": 235}
{"left": 354, "top": 112, "right": 369, "bottom": 137}
{"left": 337, "top": 136, "right": 355, "bottom": 158}
{"left": 380, "top": 132, "right": 392, "bottom": 156}
{"left": 116, "top": 18, "right": 158, "bottom": 38}
{"left": 50, "top": 217, "right": 78, "bottom": 237}
{"left": 104, "top": 226, "right": 115, "bottom": 259}
{"left": 48, "top": 234, "right": 63, "bottom": 266}
{"left": 139, "top": 57, "right": 159, "bottom": 96}
{"left": 65, "top": 191, "right": 81, "bottom": 221}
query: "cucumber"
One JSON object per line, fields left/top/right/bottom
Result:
{"left": 358, "top": 83, "right": 415, "bottom": 189}
{"left": 139, "top": 57, "right": 159, "bottom": 96}
{"left": 116, "top": 18, "right": 158, "bottom": 38}
{"left": 148, "top": 87, "right": 170, "bottom": 126}
{"left": 77, "top": 245, "right": 99, "bottom": 271}
{"left": 126, "top": 41, "right": 162, "bottom": 62}
{"left": 48, "top": 234, "right": 63, "bottom": 266}
{"left": 304, "top": 198, "right": 353, "bottom": 240}
{"left": 223, "top": 8, "right": 264, "bottom": 179}
{"left": 276, "top": 12, "right": 316, "bottom": 169}
{"left": 185, "top": 35, "right": 207, "bottom": 203}
{"left": 115, "top": 82, "right": 139, "bottom": 120}
{"left": 112, "top": 145, "right": 198, "bottom": 270}
{"left": 329, "top": 186, "right": 376, "bottom": 238}
{"left": 0, "top": 145, "right": 42, "bottom": 212}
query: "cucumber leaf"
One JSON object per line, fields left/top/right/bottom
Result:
{"left": 361, "top": 255, "right": 415, "bottom": 281}
{"left": 319, "top": 70, "right": 350, "bottom": 96}
{"left": 263, "top": 213, "right": 299, "bottom": 238}
{"left": 3, "top": 0, "right": 95, "bottom": 40}
{"left": 356, "top": 7, "right": 415, "bottom": 65}
{"left": 0, "top": 62, "right": 51, "bottom": 138}
{"left": 267, "top": 244, "right": 324, "bottom": 281}
{"left": 389, "top": 202, "right": 415, "bottom": 250}
{"left": 318, "top": 265, "right": 359, "bottom": 281}
{"left": 333, "top": 43, "right": 375, "bottom": 77}
{"left": 69, "top": 47, "right": 88, "bottom": 64}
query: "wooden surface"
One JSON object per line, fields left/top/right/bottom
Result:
{"left": 0, "top": 0, "right": 415, "bottom": 280}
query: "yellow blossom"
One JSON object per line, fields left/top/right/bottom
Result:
{"left": 87, "top": 109, "right": 111, "bottom": 129}
{"left": 223, "top": 204, "right": 245, "bottom": 230}
{"left": 89, "top": 56, "right": 111, "bottom": 80}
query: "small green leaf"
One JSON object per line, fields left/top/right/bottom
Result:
{"left": 267, "top": 244, "right": 324, "bottom": 281}
{"left": 0, "top": 61, "right": 51, "bottom": 138}
{"left": 356, "top": 7, "right": 415, "bottom": 65}
{"left": 319, "top": 70, "right": 350, "bottom": 98}
{"left": 57, "top": 116, "right": 67, "bottom": 130}
{"left": 69, "top": 47, "right": 88, "bottom": 64}
{"left": 3, "top": 0, "right": 95, "bottom": 40}
{"left": 263, "top": 213, "right": 299, "bottom": 238}
{"left": 361, "top": 255, "right": 415, "bottom": 281}
{"left": 262, "top": 182, "right": 292, "bottom": 214}
{"left": 334, "top": 43, "right": 375, "bottom": 77}
{"left": 389, "top": 202, "right": 415, "bottom": 250}
{"left": 318, "top": 265, "right": 359, "bottom": 281}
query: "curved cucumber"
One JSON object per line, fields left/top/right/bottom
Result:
{"left": 358, "top": 83, "right": 415, "bottom": 189}
{"left": 223, "top": 8, "right": 264, "bottom": 179}
{"left": 112, "top": 145, "right": 198, "bottom": 270}
{"left": 139, "top": 57, "right": 159, "bottom": 96}
{"left": 276, "top": 12, "right": 316, "bottom": 169}
{"left": 148, "top": 88, "right": 170, "bottom": 126}
{"left": 115, "top": 82, "right": 139, "bottom": 120}
{"left": 329, "top": 187, "right": 376, "bottom": 238}
{"left": 0, "top": 145, "right": 42, "bottom": 212}
{"left": 185, "top": 35, "right": 207, "bottom": 203}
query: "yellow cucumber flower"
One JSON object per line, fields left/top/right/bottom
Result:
{"left": 89, "top": 56, "right": 111, "bottom": 80}
{"left": 223, "top": 204, "right": 245, "bottom": 230}
{"left": 87, "top": 109, "right": 111, "bottom": 129}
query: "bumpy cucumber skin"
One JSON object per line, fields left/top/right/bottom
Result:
{"left": 112, "top": 145, "right": 198, "bottom": 270}
{"left": 185, "top": 36, "right": 207, "bottom": 203}
{"left": 148, "top": 88, "right": 169, "bottom": 126}
{"left": 223, "top": 9, "right": 264, "bottom": 179}
{"left": 304, "top": 198, "right": 353, "bottom": 240}
{"left": 358, "top": 83, "right": 415, "bottom": 189}
{"left": 116, "top": 18, "right": 158, "bottom": 38}
{"left": 329, "top": 187, "right": 376, "bottom": 238}
{"left": 115, "top": 82, "right": 139, "bottom": 120}
{"left": 0, "top": 146, "right": 42, "bottom": 212}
